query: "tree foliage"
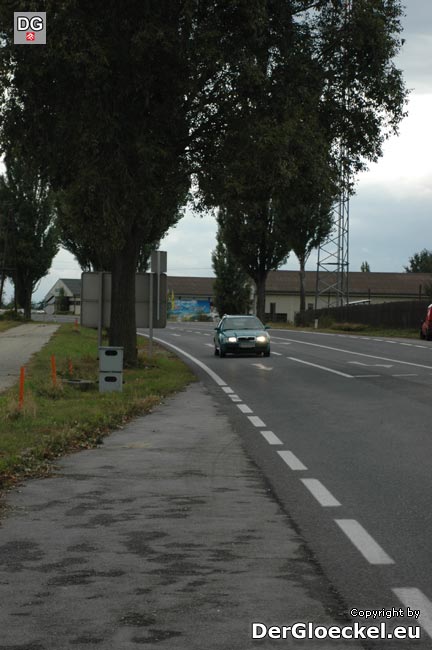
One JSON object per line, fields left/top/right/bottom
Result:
{"left": 0, "top": 1, "right": 192, "bottom": 364}
{"left": 211, "top": 224, "right": 251, "bottom": 316}
{"left": 361, "top": 261, "right": 371, "bottom": 272}
{"left": 0, "top": 155, "right": 59, "bottom": 319}
{"left": 192, "top": 0, "right": 407, "bottom": 320}
{"left": 404, "top": 249, "right": 432, "bottom": 273}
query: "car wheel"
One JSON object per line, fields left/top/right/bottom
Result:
{"left": 214, "top": 346, "right": 219, "bottom": 356}
{"left": 220, "top": 347, "right": 226, "bottom": 358}
{"left": 264, "top": 351, "right": 270, "bottom": 357}
{"left": 420, "top": 330, "right": 426, "bottom": 340}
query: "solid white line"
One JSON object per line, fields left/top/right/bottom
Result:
{"left": 137, "top": 333, "right": 227, "bottom": 386}
{"left": 272, "top": 336, "right": 432, "bottom": 371}
{"left": 353, "top": 374, "right": 381, "bottom": 378}
{"left": 237, "top": 404, "right": 253, "bottom": 414}
{"left": 301, "top": 479, "right": 341, "bottom": 507}
{"left": 260, "top": 430, "right": 283, "bottom": 445}
{"left": 289, "top": 357, "right": 353, "bottom": 378}
{"left": 248, "top": 415, "right": 266, "bottom": 427}
{"left": 392, "top": 373, "right": 417, "bottom": 377}
{"left": 393, "top": 588, "right": 432, "bottom": 639}
{"left": 222, "top": 386, "right": 234, "bottom": 393}
{"left": 277, "top": 450, "right": 307, "bottom": 471}
{"left": 335, "top": 520, "right": 394, "bottom": 564}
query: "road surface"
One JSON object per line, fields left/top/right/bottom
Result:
{"left": 139, "top": 321, "right": 432, "bottom": 646}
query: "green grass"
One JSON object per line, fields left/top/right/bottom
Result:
{"left": 0, "top": 320, "right": 24, "bottom": 333}
{"left": 0, "top": 324, "right": 195, "bottom": 488}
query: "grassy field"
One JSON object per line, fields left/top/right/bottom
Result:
{"left": 0, "top": 324, "right": 195, "bottom": 488}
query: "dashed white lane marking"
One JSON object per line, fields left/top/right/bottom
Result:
{"left": 289, "top": 357, "right": 353, "bottom": 379}
{"left": 301, "top": 479, "right": 341, "bottom": 507}
{"left": 271, "top": 351, "right": 282, "bottom": 356}
{"left": 205, "top": 343, "right": 214, "bottom": 348}
{"left": 353, "top": 375, "right": 380, "bottom": 378}
{"left": 335, "top": 520, "right": 394, "bottom": 565}
{"left": 222, "top": 386, "right": 233, "bottom": 393}
{"left": 272, "top": 336, "right": 432, "bottom": 371}
{"left": 170, "top": 333, "right": 181, "bottom": 337}
{"left": 277, "top": 450, "right": 307, "bottom": 471}
{"left": 237, "top": 404, "right": 253, "bottom": 414}
{"left": 393, "top": 588, "right": 432, "bottom": 639}
{"left": 248, "top": 415, "right": 266, "bottom": 427}
{"left": 230, "top": 395, "right": 242, "bottom": 402}
{"left": 392, "top": 373, "right": 418, "bottom": 377}
{"left": 260, "top": 430, "right": 283, "bottom": 445}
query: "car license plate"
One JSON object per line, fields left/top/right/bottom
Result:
{"left": 239, "top": 341, "right": 254, "bottom": 348}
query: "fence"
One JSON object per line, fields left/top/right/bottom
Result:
{"left": 296, "top": 300, "right": 430, "bottom": 330}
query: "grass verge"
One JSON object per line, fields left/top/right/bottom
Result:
{"left": 0, "top": 323, "right": 195, "bottom": 489}
{"left": 269, "top": 322, "right": 420, "bottom": 339}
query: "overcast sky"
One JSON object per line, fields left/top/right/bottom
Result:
{"left": 27, "top": 3, "right": 432, "bottom": 303}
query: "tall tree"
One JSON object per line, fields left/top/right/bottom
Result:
{"left": 212, "top": 224, "right": 251, "bottom": 316}
{"left": 0, "top": 155, "right": 59, "bottom": 320}
{"left": 361, "top": 261, "right": 371, "bottom": 272}
{"left": 193, "top": 1, "right": 407, "bottom": 321}
{"left": 194, "top": 1, "right": 334, "bottom": 320}
{"left": 404, "top": 249, "right": 432, "bottom": 273}
{"left": 0, "top": 2, "right": 192, "bottom": 364}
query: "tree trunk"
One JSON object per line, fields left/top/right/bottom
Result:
{"left": 15, "top": 274, "right": 32, "bottom": 319}
{"left": 298, "top": 256, "right": 306, "bottom": 313}
{"left": 255, "top": 272, "right": 268, "bottom": 322}
{"left": 109, "top": 235, "right": 138, "bottom": 367}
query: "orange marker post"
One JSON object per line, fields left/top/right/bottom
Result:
{"left": 74, "top": 318, "right": 79, "bottom": 332}
{"left": 51, "top": 355, "right": 57, "bottom": 387}
{"left": 18, "top": 366, "right": 25, "bottom": 410}
{"left": 68, "top": 358, "right": 73, "bottom": 376}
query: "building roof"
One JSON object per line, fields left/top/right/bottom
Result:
{"left": 45, "top": 272, "right": 432, "bottom": 301}
{"left": 61, "top": 278, "right": 82, "bottom": 295}
{"left": 167, "top": 271, "right": 432, "bottom": 298}
{"left": 167, "top": 276, "right": 215, "bottom": 297}
{"left": 265, "top": 270, "right": 432, "bottom": 297}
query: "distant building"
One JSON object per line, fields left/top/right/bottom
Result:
{"left": 43, "top": 272, "right": 432, "bottom": 322}
{"left": 43, "top": 278, "right": 81, "bottom": 315}
{"left": 168, "top": 272, "right": 432, "bottom": 323}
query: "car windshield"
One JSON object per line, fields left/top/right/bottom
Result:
{"left": 221, "top": 317, "right": 263, "bottom": 330}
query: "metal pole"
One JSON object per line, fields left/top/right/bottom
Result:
{"left": 98, "top": 272, "right": 104, "bottom": 348}
{"left": 149, "top": 272, "right": 153, "bottom": 357}
{"left": 156, "top": 253, "right": 160, "bottom": 322}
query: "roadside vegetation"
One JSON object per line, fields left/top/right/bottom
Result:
{"left": 0, "top": 324, "right": 195, "bottom": 489}
{"left": 0, "top": 311, "right": 27, "bottom": 333}
{"left": 269, "top": 321, "right": 420, "bottom": 339}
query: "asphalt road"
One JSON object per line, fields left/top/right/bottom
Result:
{"left": 139, "top": 321, "right": 432, "bottom": 646}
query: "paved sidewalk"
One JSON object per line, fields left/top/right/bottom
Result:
{"left": 0, "top": 381, "right": 361, "bottom": 649}
{"left": 0, "top": 323, "right": 59, "bottom": 392}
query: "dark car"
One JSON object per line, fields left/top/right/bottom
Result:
{"left": 420, "top": 304, "right": 432, "bottom": 340}
{"left": 214, "top": 314, "right": 270, "bottom": 357}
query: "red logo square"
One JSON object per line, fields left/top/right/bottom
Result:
{"left": 26, "top": 32, "right": 35, "bottom": 41}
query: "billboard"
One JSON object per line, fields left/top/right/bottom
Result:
{"left": 81, "top": 272, "right": 167, "bottom": 328}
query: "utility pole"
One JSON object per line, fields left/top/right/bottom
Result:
{"left": 315, "top": 0, "right": 352, "bottom": 310}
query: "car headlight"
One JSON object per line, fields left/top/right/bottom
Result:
{"left": 256, "top": 335, "right": 268, "bottom": 343}
{"left": 227, "top": 336, "right": 237, "bottom": 343}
